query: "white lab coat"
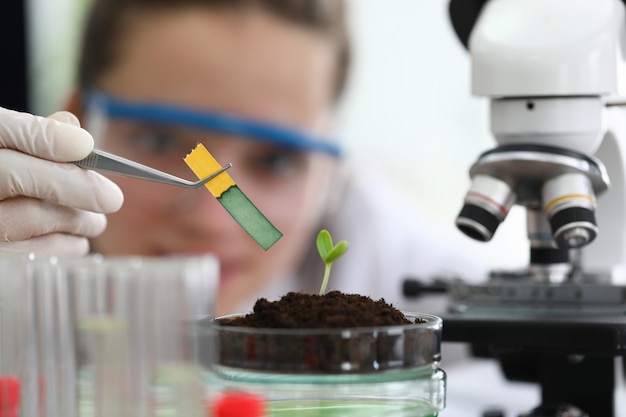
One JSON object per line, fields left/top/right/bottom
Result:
{"left": 236, "top": 164, "right": 541, "bottom": 416}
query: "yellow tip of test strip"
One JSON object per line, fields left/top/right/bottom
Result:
{"left": 184, "top": 143, "right": 283, "bottom": 250}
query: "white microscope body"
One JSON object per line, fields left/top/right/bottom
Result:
{"left": 456, "top": 0, "right": 626, "bottom": 284}
{"left": 443, "top": 1, "right": 626, "bottom": 415}
{"left": 443, "top": 1, "right": 626, "bottom": 414}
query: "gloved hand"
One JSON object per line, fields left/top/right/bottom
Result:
{"left": 0, "top": 107, "right": 124, "bottom": 255}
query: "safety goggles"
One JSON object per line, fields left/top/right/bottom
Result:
{"left": 83, "top": 90, "right": 343, "bottom": 157}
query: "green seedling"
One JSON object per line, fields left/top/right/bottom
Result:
{"left": 316, "top": 229, "right": 349, "bottom": 295}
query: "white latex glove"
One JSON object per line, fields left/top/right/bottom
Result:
{"left": 0, "top": 108, "right": 124, "bottom": 255}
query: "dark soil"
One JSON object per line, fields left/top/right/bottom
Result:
{"left": 219, "top": 290, "right": 422, "bottom": 328}
{"left": 213, "top": 291, "right": 432, "bottom": 373}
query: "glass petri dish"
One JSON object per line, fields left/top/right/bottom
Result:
{"left": 203, "top": 313, "right": 445, "bottom": 417}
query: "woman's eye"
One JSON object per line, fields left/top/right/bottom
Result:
{"left": 133, "top": 129, "right": 180, "bottom": 153}
{"left": 250, "top": 152, "right": 306, "bottom": 176}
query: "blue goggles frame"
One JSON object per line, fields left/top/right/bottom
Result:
{"left": 84, "top": 90, "right": 342, "bottom": 157}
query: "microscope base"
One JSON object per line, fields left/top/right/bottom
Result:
{"left": 441, "top": 297, "right": 626, "bottom": 417}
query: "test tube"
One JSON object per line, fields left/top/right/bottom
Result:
{"left": 34, "top": 255, "right": 82, "bottom": 417}
{"left": 0, "top": 254, "right": 30, "bottom": 417}
{"left": 65, "top": 255, "right": 136, "bottom": 417}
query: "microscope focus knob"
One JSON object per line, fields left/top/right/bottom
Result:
{"left": 542, "top": 173, "right": 598, "bottom": 248}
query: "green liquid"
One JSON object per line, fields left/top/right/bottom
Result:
{"left": 268, "top": 399, "right": 437, "bottom": 417}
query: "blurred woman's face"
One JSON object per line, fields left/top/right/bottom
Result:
{"left": 87, "top": 8, "right": 340, "bottom": 314}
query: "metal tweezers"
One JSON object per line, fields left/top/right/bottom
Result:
{"left": 73, "top": 148, "right": 232, "bottom": 188}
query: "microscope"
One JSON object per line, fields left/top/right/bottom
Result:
{"left": 444, "top": 0, "right": 626, "bottom": 415}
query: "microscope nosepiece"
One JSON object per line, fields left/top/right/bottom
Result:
{"left": 542, "top": 173, "right": 598, "bottom": 248}
{"left": 456, "top": 174, "right": 516, "bottom": 242}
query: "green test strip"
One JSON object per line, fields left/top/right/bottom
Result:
{"left": 217, "top": 186, "right": 283, "bottom": 250}
{"left": 184, "top": 143, "right": 283, "bottom": 250}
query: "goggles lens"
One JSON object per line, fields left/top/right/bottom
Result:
{"left": 83, "top": 90, "right": 342, "bottom": 157}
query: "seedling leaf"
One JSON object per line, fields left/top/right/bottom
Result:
{"left": 325, "top": 241, "right": 348, "bottom": 264}
{"left": 316, "top": 229, "right": 333, "bottom": 261}
{"left": 317, "top": 229, "right": 349, "bottom": 295}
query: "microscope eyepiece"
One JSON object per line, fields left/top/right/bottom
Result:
{"left": 456, "top": 174, "right": 516, "bottom": 242}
